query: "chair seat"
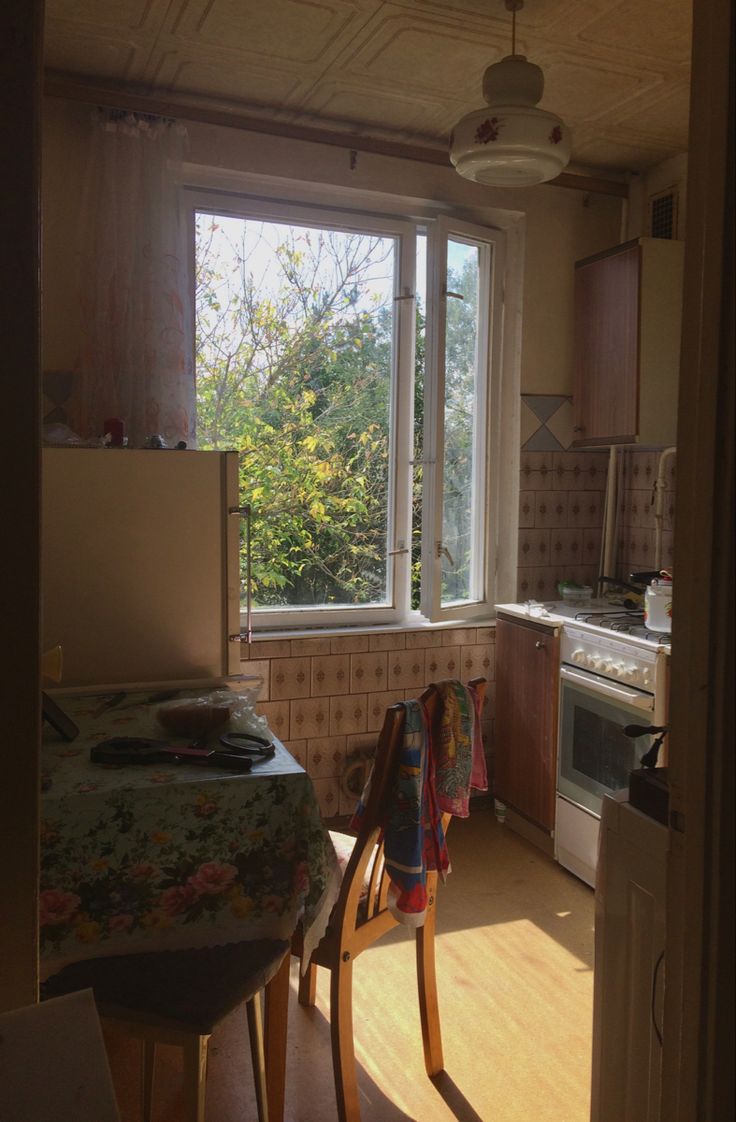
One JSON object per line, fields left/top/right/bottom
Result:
{"left": 42, "top": 938, "right": 289, "bottom": 1036}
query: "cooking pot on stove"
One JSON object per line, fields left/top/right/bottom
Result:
{"left": 642, "top": 575, "right": 673, "bottom": 633}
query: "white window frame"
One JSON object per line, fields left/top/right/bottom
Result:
{"left": 186, "top": 188, "right": 416, "bottom": 630}
{"left": 422, "top": 215, "right": 505, "bottom": 623}
{"left": 185, "top": 188, "right": 509, "bottom": 633}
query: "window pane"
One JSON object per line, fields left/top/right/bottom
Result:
{"left": 441, "top": 239, "right": 481, "bottom": 605}
{"left": 195, "top": 212, "right": 396, "bottom": 610}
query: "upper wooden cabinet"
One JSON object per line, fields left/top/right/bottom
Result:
{"left": 572, "top": 237, "right": 684, "bottom": 447}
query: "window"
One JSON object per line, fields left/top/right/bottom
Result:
{"left": 187, "top": 192, "right": 505, "bottom": 631}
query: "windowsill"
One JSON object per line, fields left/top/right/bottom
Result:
{"left": 242, "top": 615, "right": 496, "bottom": 644}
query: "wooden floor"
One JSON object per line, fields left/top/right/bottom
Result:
{"left": 104, "top": 810, "right": 595, "bottom": 1122}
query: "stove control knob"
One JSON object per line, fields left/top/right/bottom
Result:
{"left": 622, "top": 665, "right": 637, "bottom": 682}
{"left": 590, "top": 655, "right": 603, "bottom": 670}
{"left": 602, "top": 659, "right": 614, "bottom": 673}
{"left": 612, "top": 661, "right": 625, "bottom": 676}
{"left": 571, "top": 648, "right": 586, "bottom": 664}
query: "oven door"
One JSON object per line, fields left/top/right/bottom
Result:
{"left": 558, "top": 665, "right": 654, "bottom": 817}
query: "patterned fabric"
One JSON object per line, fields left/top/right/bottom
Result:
{"left": 434, "top": 680, "right": 488, "bottom": 817}
{"left": 40, "top": 691, "right": 340, "bottom": 976}
{"left": 350, "top": 681, "right": 487, "bottom": 927}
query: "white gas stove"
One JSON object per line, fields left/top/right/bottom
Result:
{"left": 496, "top": 599, "right": 671, "bottom": 887}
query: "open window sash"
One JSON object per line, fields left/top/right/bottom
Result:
{"left": 421, "top": 214, "right": 505, "bottom": 622}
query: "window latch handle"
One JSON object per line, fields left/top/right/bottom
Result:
{"left": 436, "top": 541, "right": 455, "bottom": 567}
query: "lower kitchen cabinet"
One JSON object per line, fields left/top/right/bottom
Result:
{"left": 494, "top": 615, "right": 560, "bottom": 833}
{"left": 591, "top": 793, "right": 667, "bottom": 1122}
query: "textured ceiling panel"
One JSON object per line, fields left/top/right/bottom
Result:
{"left": 43, "top": 0, "right": 693, "bottom": 174}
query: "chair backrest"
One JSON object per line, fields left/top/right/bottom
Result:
{"left": 334, "top": 678, "right": 487, "bottom": 941}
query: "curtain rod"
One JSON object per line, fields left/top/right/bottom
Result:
{"left": 44, "top": 72, "right": 629, "bottom": 200}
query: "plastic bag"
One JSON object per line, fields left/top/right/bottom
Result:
{"left": 155, "top": 676, "right": 267, "bottom": 740}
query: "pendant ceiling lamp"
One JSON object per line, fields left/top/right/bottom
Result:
{"left": 449, "top": 0, "right": 571, "bottom": 187}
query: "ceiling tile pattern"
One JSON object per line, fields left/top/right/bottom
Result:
{"left": 44, "top": 0, "right": 692, "bottom": 173}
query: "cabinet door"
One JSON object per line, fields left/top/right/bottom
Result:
{"left": 494, "top": 617, "right": 559, "bottom": 831}
{"left": 573, "top": 243, "right": 640, "bottom": 445}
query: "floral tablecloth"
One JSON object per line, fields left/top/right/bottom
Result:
{"left": 40, "top": 691, "right": 340, "bottom": 975}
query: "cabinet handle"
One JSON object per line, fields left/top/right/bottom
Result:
{"left": 573, "top": 425, "right": 584, "bottom": 432}
{"left": 535, "top": 640, "right": 545, "bottom": 649}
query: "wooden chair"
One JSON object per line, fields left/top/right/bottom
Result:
{"left": 42, "top": 937, "right": 290, "bottom": 1122}
{"left": 293, "top": 677, "right": 487, "bottom": 1122}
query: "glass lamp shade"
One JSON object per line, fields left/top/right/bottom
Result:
{"left": 450, "top": 104, "right": 571, "bottom": 186}
{"left": 450, "top": 54, "right": 571, "bottom": 187}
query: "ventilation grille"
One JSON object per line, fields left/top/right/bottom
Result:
{"left": 648, "top": 188, "right": 678, "bottom": 239}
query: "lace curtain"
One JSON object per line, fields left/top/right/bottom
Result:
{"left": 72, "top": 111, "right": 194, "bottom": 447}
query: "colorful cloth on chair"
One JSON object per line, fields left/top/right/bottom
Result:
{"left": 350, "top": 681, "right": 487, "bottom": 927}
{"left": 433, "top": 680, "right": 488, "bottom": 817}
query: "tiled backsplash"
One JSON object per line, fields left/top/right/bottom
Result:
{"left": 518, "top": 450, "right": 609, "bottom": 600}
{"left": 241, "top": 628, "right": 495, "bottom": 820}
{"left": 616, "top": 449, "right": 676, "bottom": 577}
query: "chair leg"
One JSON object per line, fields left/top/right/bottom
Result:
{"left": 297, "top": 959, "right": 317, "bottom": 1007}
{"left": 330, "top": 956, "right": 360, "bottom": 1122}
{"left": 264, "top": 953, "right": 290, "bottom": 1122}
{"left": 181, "top": 1034, "right": 209, "bottom": 1122}
{"left": 416, "top": 881, "right": 444, "bottom": 1077}
{"left": 246, "top": 994, "right": 270, "bottom": 1122}
{"left": 141, "top": 1040, "right": 156, "bottom": 1122}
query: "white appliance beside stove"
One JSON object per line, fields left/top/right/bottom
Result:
{"left": 496, "top": 600, "right": 671, "bottom": 887}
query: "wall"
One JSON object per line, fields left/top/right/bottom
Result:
{"left": 41, "top": 97, "right": 623, "bottom": 399}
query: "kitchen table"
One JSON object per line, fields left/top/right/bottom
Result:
{"left": 40, "top": 689, "right": 341, "bottom": 1121}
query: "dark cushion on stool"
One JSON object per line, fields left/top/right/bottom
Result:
{"left": 42, "top": 939, "right": 290, "bottom": 1036}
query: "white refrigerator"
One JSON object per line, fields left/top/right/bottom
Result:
{"left": 42, "top": 447, "right": 242, "bottom": 689}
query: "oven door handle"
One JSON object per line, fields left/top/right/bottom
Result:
{"left": 560, "top": 665, "right": 655, "bottom": 711}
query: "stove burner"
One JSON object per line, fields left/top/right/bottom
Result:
{"left": 574, "top": 610, "right": 644, "bottom": 632}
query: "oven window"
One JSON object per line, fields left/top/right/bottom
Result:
{"left": 558, "top": 682, "right": 650, "bottom": 815}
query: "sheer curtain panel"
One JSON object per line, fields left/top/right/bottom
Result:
{"left": 73, "top": 111, "right": 193, "bottom": 447}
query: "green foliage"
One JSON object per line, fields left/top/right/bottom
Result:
{"left": 195, "top": 217, "right": 394, "bottom": 608}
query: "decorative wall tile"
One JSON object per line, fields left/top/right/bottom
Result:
{"left": 270, "top": 656, "right": 310, "bottom": 700}
{"left": 660, "top": 531, "right": 675, "bottom": 568}
{"left": 310, "top": 777, "right": 340, "bottom": 819}
{"left": 307, "top": 735, "right": 347, "bottom": 779}
{"left": 330, "top": 635, "right": 370, "bottom": 655}
{"left": 551, "top": 452, "right": 588, "bottom": 491}
{"left": 366, "top": 690, "right": 401, "bottom": 732}
{"left": 311, "top": 654, "right": 350, "bottom": 697}
{"left": 350, "top": 651, "right": 388, "bottom": 693}
{"left": 441, "top": 628, "right": 477, "bottom": 647}
{"left": 534, "top": 490, "right": 569, "bottom": 527}
{"left": 237, "top": 659, "right": 271, "bottom": 701}
{"left": 460, "top": 643, "right": 495, "bottom": 679}
{"left": 568, "top": 490, "right": 604, "bottom": 528}
{"left": 581, "top": 528, "right": 604, "bottom": 566}
{"left": 520, "top": 395, "right": 573, "bottom": 452}
{"left": 519, "top": 490, "right": 535, "bottom": 528}
{"left": 290, "top": 697, "right": 329, "bottom": 739}
{"left": 405, "top": 631, "right": 440, "bottom": 650}
{"left": 290, "top": 637, "right": 332, "bottom": 657}
{"left": 368, "top": 632, "right": 406, "bottom": 651}
{"left": 518, "top": 528, "right": 551, "bottom": 567}
{"left": 248, "top": 639, "right": 292, "bottom": 659}
{"left": 257, "top": 700, "right": 290, "bottom": 742}
{"left": 581, "top": 452, "right": 610, "bottom": 490}
{"left": 426, "top": 645, "right": 461, "bottom": 680}
{"left": 283, "top": 739, "right": 307, "bottom": 769}
{"left": 520, "top": 451, "right": 553, "bottom": 491}
{"left": 329, "top": 694, "right": 368, "bottom": 736}
{"left": 550, "top": 529, "right": 584, "bottom": 566}
{"left": 516, "top": 567, "right": 560, "bottom": 601}
{"left": 387, "top": 649, "right": 426, "bottom": 690}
